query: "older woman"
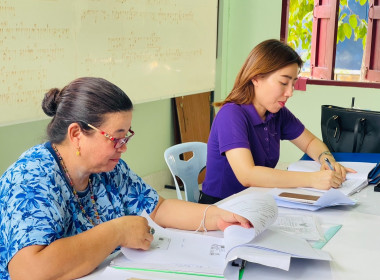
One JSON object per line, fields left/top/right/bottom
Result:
{"left": 0, "top": 77, "right": 251, "bottom": 280}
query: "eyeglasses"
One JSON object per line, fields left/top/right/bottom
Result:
{"left": 86, "top": 123, "right": 135, "bottom": 149}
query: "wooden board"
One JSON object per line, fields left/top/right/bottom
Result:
{"left": 174, "top": 92, "right": 213, "bottom": 183}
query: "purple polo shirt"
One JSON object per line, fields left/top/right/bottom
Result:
{"left": 202, "top": 103, "right": 305, "bottom": 199}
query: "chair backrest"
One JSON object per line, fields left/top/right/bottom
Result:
{"left": 164, "top": 142, "right": 207, "bottom": 202}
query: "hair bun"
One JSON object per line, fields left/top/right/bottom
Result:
{"left": 41, "top": 88, "right": 61, "bottom": 117}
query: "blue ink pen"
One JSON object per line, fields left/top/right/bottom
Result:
{"left": 324, "top": 158, "right": 334, "bottom": 171}
{"left": 325, "top": 158, "right": 345, "bottom": 189}
{"left": 325, "top": 158, "right": 346, "bottom": 189}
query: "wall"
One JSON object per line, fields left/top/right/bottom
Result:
{"left": 216, "top": 1, "right": 283, "bottom": 102}
{"left": 0, "top": 99, "right": 173, "bottom": 180}
{"left": 1, "top": 0, "right": 380, "bottom": 179}
{"left": 0, "top": 0, "right": 218, "bottom": 126}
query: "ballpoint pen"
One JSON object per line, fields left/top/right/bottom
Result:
{"left": 325, "top": 157, "right": 349, "bottom": 190}
{"left": 324, "top": 158, "right": 334, "bottom": 171}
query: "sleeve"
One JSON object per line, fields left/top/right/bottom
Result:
{"left": 0, "top": 158, "right": 66, "bottom": 271}
{"left": 112, "top": 160, "right": 159, "bottom": 216}
{"left": 279, "top": 107, "right": 305, "bottom": 140}
{"left": 214, "top": 105, "right": 251, "bottom": 155}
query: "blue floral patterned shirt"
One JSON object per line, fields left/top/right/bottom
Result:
{"left": 0, "top": 142, "right": 159, "bottom": 279}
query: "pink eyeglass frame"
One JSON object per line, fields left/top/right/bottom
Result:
{"left": 86, "top": 123, "right": 135, "bottom": 148}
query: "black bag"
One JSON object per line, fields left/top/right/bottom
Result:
{"left": 321, "top": 104, "right": 380, "bottom": 153}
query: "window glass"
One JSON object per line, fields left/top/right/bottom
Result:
{"left": 287, "top": 0, "right": 374, "bottom": 83}
{"left": 335, "top": 1, "right": 369, "bottom": 81}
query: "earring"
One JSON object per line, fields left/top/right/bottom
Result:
{"left": 76, "top": 147, "right": 81, "bottom": 156}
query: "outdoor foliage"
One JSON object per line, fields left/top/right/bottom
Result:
{"left": 287, "top": 0, "right": 368, "bottom": 61}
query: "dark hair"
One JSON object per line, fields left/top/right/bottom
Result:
{"left": 215, "top": 39, "right": 303, "bottom": 107}
{"left": 42, "top": 77, "right": 133, "bottom": 143}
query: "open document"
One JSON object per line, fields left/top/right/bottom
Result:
{"left": 271, "top": 187, "right": 356, "bottom": 211}
{"left": 287, "top": 160, "right": 377, "bottom": 196}
{"left": 111, "top": 192, "right": 331, "bottom": 278}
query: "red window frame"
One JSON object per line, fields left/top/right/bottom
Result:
{"left": 364, "top": 0, "right": 380, "bottom": 81}
{"left": 310, "top": 0, "right": 339, "bottom": 80}
{"left": 281, "top": 0, "right": 380, "bottom": 88}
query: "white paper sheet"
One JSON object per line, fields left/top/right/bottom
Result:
{"left": 271, "top": 188, "right": 356, "bottom": 211}
{"left": 270, "top": 213, "right": 323, "bottom": 241}
{"left": 119, "top": 214, "right": 226, "bottom": 276}
{"left": 217, "top": 192, "right": 278, "bottom": 237}
{"left": 226, "top": 245, "right": 292, "bottom": 271}
{"left": 287, "top": 161, "right": 376, "bottom": 196}
{"left": 100, "top": 265, "right": 232, "bottom": 280}
{"left": 287, "top": 161, "right": 376, "bottom": 179}
{"left": 101, "top": 266, "right": 170, "bottom": 280}
{"left": 115, "top": 193, "right": 330, "bottom": 277}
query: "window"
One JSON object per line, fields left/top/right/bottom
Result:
{"left": 365, "top": 0, "right": 380, "bottom": 81}
{"left": 282, "top": 0, "right": 380, "bottom": 87}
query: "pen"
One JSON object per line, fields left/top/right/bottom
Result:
{"left": 325, "top": 157, "right": 346, "bottom": 190}
{"left": 324, "top": 158, "right": 334, "bottom": 171}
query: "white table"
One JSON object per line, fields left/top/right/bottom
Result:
{"left": 80, "top": 185, "right": 380, "bottom": 280}
{"left": 241, "top": 185, "right": 380, "bottom": 279}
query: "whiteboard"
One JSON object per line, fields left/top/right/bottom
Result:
{"left": 0, "top": 0, "right": 218, "bottom": 126}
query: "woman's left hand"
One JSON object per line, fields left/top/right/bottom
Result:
{"left": 215, "top": 208, "right": 253, "bottom": 231}
{"left": 321, "top": 160, "right": 356, "bottom": 181}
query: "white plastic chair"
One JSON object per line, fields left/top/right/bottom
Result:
{"left": 164, "top": 142, "right": 207, "bottom": 202}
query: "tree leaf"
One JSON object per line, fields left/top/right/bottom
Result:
{"left": 340, "top": 12, "right": 347, "bottom": 21}
{"left": 288, "top": 0, "right": 368, "bottom": 68}
{"left": 358, "top": 21, "right": 367, "bottom": 38}
{"left": 337, "top": 28, "right": 345, "bottom": 42}
{"left": 349, "top": 15, "right": 358, "bottom": 28}
{"left": 305, "top": 21, "right": 313, "bottom": 33}
{"left": 305, "top": 11, "right": 313, "bottom": 21}
{"left": 343, "top": 23, "right": 352, "bottom": 39}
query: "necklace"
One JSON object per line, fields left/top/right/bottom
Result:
{"left": 52, "top": 144, "right": 101, "bottom": 226}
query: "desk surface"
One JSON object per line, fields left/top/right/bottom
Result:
{"left": 242, "top": 186, "right": 380, "bottom": 280}
{"left": 80, "top": 183, "right": 380, "bottom": 280}
{"left": 301, "top": 152, "right": 380, "bottom": 163}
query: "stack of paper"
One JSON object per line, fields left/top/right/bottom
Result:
{"left": 271, "top": 188, "right": 356, "bottom": 211}
{"left": 112, "top": 192, "right": 331, "bottom": 278}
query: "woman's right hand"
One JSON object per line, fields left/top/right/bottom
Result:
{"left": 310, "top": 170, "right": 344, "bottom": 190}
{"left": 113, "top": 216, "right": 154, "bottom": 250}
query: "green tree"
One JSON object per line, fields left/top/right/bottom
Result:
{"left": 287, "top": 0, "right": 368, "bottom": 62}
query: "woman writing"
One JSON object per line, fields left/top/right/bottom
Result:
{"left": 0, "top": 77, "right": 251, "bottom": 280}
{"left": 199, "top": 39, "right": 353, "bottom": 204}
